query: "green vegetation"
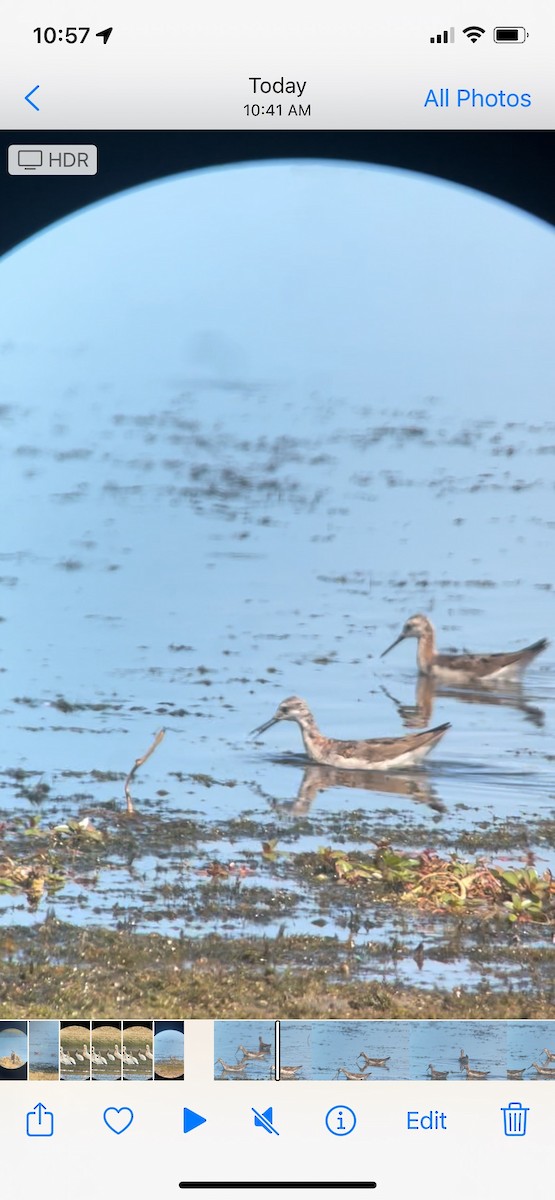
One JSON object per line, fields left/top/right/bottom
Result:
{"left": 308, "top": 846, "right": 555, "bottom": 924}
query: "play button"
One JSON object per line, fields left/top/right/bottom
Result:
{"left": 183, "top": 1107, "right": 207, "bottom": 1134}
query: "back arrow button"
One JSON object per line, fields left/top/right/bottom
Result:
{"left": 25, "top": 85, "right": 40, "bottom": 111}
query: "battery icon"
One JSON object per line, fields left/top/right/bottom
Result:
{"left": 493, "top": 27, "right": 528, "bottom": 43}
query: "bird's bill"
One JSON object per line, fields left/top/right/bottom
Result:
{"left": 380, "top": 632, "right": 405, "bottom": 658}
{"left": 249, "top": 713, "right": 280, "bottom": 737}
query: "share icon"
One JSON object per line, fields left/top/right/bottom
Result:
{"left": 252, "top": 1106, "right": 279, "bottom": 1135}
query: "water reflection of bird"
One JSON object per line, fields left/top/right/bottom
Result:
{"left": 269, "top": 761, "right": 445, "bottom": 817}
{"left": 427, "top": 1064, "right": 449, "bottom": 1079}
{"left": 531, "top": 1061, "right": 555, "bottom": 1076}
{"left": 237, "top": 1044, "right": 267, "bottom": 1060}
{"left": 381, "top": 613, "right": 548, "bottom": 685}
{"left": 413, "top": 942, "right": 425, "bottom": 970}
{"left": 381, "top": 675, "right": 545, "bottom": 730}
{"left": 334, "top": 1066, "right": 372, "bottom": 1080}
{"left": 215, "top": 1057, "right": 247, "bottom": 1075}
{"left": 357, "top": 1052, "right": 390, "bottom": 1068}
{"left": 251, "top": 697, "right": 449, "bottom": 770}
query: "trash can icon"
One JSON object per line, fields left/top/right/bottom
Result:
{"left": 501, "top": 1101, "right": 529, "bottom": 1136}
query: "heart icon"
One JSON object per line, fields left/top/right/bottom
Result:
{"left": 103, "top": 1106, "right": 134, "bottom": 1135}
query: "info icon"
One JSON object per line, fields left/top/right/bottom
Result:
{"left": 325, "top": 1105, "right": 357, "bottom": 1136}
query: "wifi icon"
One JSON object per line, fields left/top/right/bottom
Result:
{"left": 463, "top": 25, "right": 486, "bottom": 42}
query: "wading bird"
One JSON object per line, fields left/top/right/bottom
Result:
{"left": 251, "top": 696, "right": 449, "bottom": 770}
{"left": 382, "top": 614, "right": 548, "bottom": 685}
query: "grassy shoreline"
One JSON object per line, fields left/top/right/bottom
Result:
{"left": 1, "top": 922, "right": 554, "bottom": 1020}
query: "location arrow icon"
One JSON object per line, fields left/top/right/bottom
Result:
{"left": 96, "top": 27, "right": 113, "bottom": 44}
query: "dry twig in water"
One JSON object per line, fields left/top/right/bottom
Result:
{"left": 124, "top": 729, "right": 165, "bottom": 814}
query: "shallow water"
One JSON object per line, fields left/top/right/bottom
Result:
{"left": 1, "top": 381, "right": 554, "bottom": 994}
{"left": 1, "top": 166, "right": 554, "bottom": 1002}
{"left": 214, "top": 1020, "right": 275, "bottom": 1080}
{"left": 213, "top": 1018, "right": 555, "bottom": 1082}
{"left": 275, "top": 1020, "right": 555, "bottom": 1081}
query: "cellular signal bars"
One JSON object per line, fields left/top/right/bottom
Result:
{"left": 430, "top": 28, "right": 455, "bottom": 43}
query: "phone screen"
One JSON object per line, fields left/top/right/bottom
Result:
{"left": 0, "top": 4, "right": 554, "bottom": 1196}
